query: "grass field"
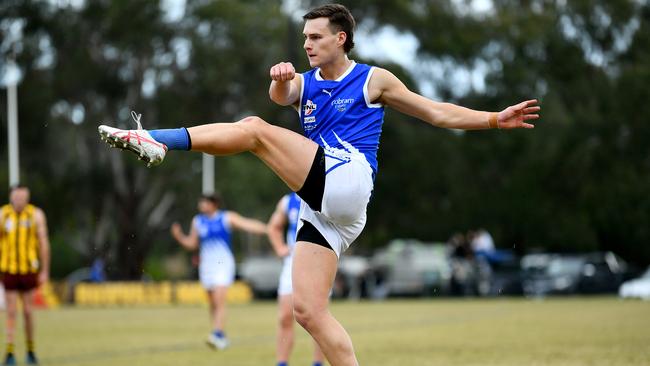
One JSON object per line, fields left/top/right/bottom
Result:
{"left": 3, "top": 297, "right": 649, "bottom": 366}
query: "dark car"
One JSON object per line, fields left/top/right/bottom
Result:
{"left": 576, "top": 251, "right": 627, "bottom": 293}
{"left": 521, "top": 251, "right": 627, "bottom": 297}
{"left": 486, "top": 251, "right": 524, "bottom": 296}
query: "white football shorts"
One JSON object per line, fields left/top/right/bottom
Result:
{"left": 297, "top": 147, "right": 374, "bottom": 257}
{"left": 199, "top": 245, "right": 236, "bottom": 289}
{"left": 277, "top": 255, "right": 294, "bottom": 296}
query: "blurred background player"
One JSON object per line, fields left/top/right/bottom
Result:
{"left": 0, "top": 185, "right": 50, "bottom": 365}
{"left": 268, "top": 193, "right": 324, "bottom": 366}
{"left": 170, "top": 193, "right": 267, "bottom": 350}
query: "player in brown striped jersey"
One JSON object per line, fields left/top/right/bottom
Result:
{"left": 0, "top": 185, "right": 50, "bottom": 365}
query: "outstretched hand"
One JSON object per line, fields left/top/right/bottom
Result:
{"left": 497, "top": 99, "right": 540, "bottom": 129}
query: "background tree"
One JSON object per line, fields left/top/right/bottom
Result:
{"left": 1, "top": 0, "right": 649, "bottom": 280}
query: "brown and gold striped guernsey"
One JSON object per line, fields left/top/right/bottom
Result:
{"left": 0, "top": 204, "right": 40, "bottom": 274}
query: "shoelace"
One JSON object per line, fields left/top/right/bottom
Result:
{"left": 131, "top": 110, "right": 143, "bottom": 130}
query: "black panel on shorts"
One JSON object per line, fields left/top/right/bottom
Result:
{"left": 296, "top": 146, "right": 325, "bottom": 212}
{"left": 296, "top": 220, "right": 333, "bottom": 252}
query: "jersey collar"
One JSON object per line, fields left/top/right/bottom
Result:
{"left": 315, "top": 61, "right": 357, "bottom": 82}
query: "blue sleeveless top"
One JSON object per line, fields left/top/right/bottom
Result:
{"left": 285, "top": 193, "right": 301, "bottom": 248}
{"left": 194, "top": 211, "right": 232, "bottom": 253}
{"left": 299, "top": 62, "right": 385, "bottom": 173}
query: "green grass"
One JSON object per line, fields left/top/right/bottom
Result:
{"left": 3, "top": 297, "right": 649, "bottom": 365}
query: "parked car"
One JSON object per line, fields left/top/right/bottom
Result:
{"left": 576, "top": 251, "right": 627, "bottom": 293}
{"left": 240, "top": 254, "right": 375, "bottom": 299}
{"left": 486, "top": 251, "right": 524, "bottom": 296}
{"left": 521, "top": 251, "right": 627, "bottom": 297}
{"left": 332, "top": 255, "right": 373, "bottom": 299}
{"left": 619, "top": 266, "right": 650, "bottom": 300}
{"left": 370, "top": 239, "right": 451, "bottom": 297}
{"left": 238, "top": 256, "right": 283, "bottom": 298}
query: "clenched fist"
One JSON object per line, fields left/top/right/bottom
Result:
{"left": 270, "top": 62, "right": 296, "bottom": 82}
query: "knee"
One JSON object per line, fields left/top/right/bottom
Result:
{"left": 293, "top": 301, "right": 324, "bottom": 332}
{"left": 292, "top": 302, "right": 312, "bottom": 330}
{"left": 279, "top": 310, "right": 294, "bottom": 329}
{"left": 6, "top": 306, "right": 17, "bottom": 319}
{"left": 237, "top": 116, "right": 269, "bottom": 133}
{"left": 236, "top": 116, "right": 270, "bottom": 147}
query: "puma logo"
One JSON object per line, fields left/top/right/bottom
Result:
{"left": 322, "top": 89, "right": 333, "bottom": 97}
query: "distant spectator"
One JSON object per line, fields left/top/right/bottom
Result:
{"left": 449, "top": 232, "right": 473, "bottom": 260}
{"left": 471, "top": 228, "right": 495, "bottom": 254}
{"left": 448, "top": 232, "right": 476, "bottom": 296}
{"left": 470, "top": 229, "right": 494, "bottom": 296}
{"left": 89, "top": 258, "right": 106, "bottom": 283}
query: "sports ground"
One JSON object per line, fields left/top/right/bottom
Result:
{"left": 5, "top": 297, "right": 649, "bottom": 366}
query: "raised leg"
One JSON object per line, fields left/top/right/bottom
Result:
{"left": 188, "top": 116, "right": 318, "bottom": 191}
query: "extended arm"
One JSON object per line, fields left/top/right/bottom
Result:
{"left": 269, "top": 62, "right": 302, "bottom": 107}
{"left": 228, "top": 212, "right": 268, "bottom": 235}
{"left": 369, "top": 68, "right": 540, "bottom": 130}
{"left": 171, "top": 218, "right": 199, "bottom": 251}
{"left": 35, "top": 208, "right": 51, "bottom": 285}
{"left": 267, "top": 197, "right": 291, "bottom": 258}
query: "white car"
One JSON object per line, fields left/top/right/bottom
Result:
{"left": 619, "top": 267, "right": 650, "bottom": 300}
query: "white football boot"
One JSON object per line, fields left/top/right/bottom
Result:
{"left": 206, "top": 333, "right": 229, "bottom": 350}
{"left": 98, "top": 111, "right": 167, "bottom": 167}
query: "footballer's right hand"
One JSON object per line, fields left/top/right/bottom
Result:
{"left": 275, "top": 245, "right": 291, "bottom": 258}
{"left": 270, "top": 62, "right": 295, "bottom": 81}
{"left": 170, "top": 222, "right": 183, "bottom": 238}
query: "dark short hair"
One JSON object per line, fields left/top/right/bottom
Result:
{"left": 200, "top": 192, "right": 223, "bottom": 208}
{"left": 303, "top": 4, "right": 356, "bottom": 53}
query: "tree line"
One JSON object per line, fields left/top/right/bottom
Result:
{"left": 0, "top": 0, "right": 648, "bottom": 279}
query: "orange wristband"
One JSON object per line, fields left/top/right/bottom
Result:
{"left": 488, "top": 113, "right": 499, "bottom": 129}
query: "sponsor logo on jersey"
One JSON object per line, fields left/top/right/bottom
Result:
{"left": 303, "top": 99, "right": 317, "bottom": 116}
{"left": 304, "top": 116, "right": 316, "bottom": 123}
{"left": 322, "top": 89, "right": 333, "bottom": 97}
{"left": 331, "top": 97, "right": 355, "bottom": 112}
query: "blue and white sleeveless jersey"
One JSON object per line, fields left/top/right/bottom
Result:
{"left": 194, "top": 211, "right": 232, "bottom": 260}
{"left": 299, "top": 62, "right": 385, "bottom": 173}
{"left": 285, "top": 193, "right": 302, "bottom": 250}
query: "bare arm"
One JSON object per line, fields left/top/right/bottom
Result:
{"left": 369, "top": 68, "right": 540, "bottom": 130}
{"left": 170, "top": 218, "right": 199, "bottom": 251}
{"left": 34, "top": 208, "right": 50, "bottom": 285}
{"left": 267, "top": 197, "right": 291, "bottom": 258}
{"left": 228, "top": 211, "right": 268, "bottom": 235}
{"left": 269, "top": 62, "right": 302, "bottom": 107}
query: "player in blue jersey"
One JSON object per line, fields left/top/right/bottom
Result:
{"left": 99, "top": 4, "right": 540, "bottom": 365}
{"left": 268, "top": 193, "right": 324, "bottom": 366}
{"left": 170, "top": 193, "right": 267, "bottom": 350}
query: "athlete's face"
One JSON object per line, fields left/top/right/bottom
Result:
{"left": 303, "top": 18, "right": 346, "bottom": 67}
{"left": 9, "top": 187, "right": 30, "bottom": 213}
{"left": 198, "top": 199, "right": 217, "bottom": 215}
